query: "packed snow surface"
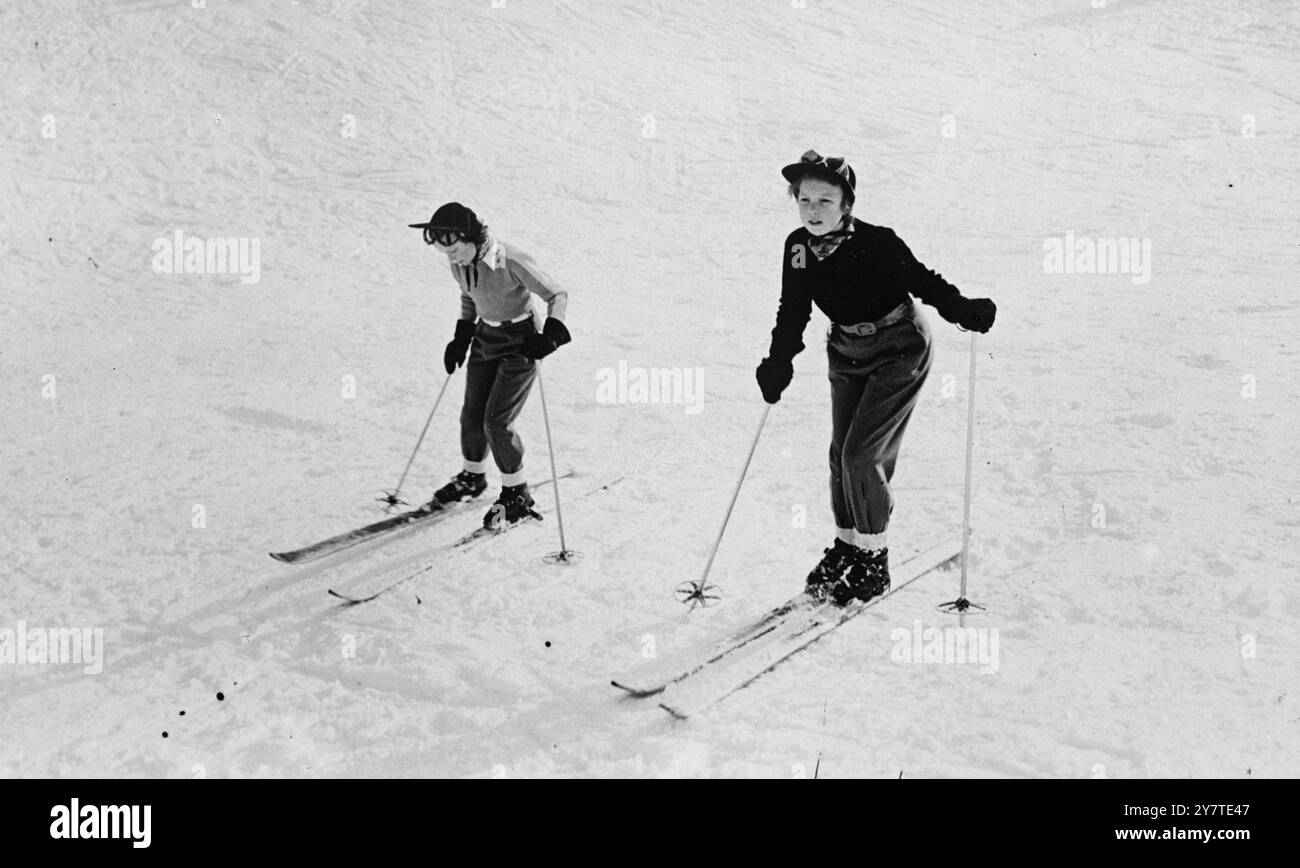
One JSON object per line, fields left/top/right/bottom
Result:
{"left": 3, "top": 0, "right": 1297, "bottom": 777}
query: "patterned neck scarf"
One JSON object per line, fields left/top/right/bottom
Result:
{"left": 460, "top": 232, "right": 498, "bottom": 290}
{"left": 807, "top": 215, "right": 854, "bottom": 260}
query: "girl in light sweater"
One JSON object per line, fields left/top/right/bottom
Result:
{"left": 410, "top": 202, "right": 571, "bottom": 528}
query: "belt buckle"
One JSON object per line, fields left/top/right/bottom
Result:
{"left": 843, "top": 321, "right": 876, "bottom": 336}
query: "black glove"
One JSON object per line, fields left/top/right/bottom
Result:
{"left": 956, "top": 298, "right": 996, "bottom": 333}
{"left": 443, "top": 319, "right": 476, "bottom": 374}
{"left": 523, "top": 317, "right": 571, "bottom": 360}
{"left": 755, "top": 357, "right": 793, "bottom": 404}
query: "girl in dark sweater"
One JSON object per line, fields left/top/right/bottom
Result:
{"left": 755, "top": 150, "right": 996, "bottom": 605}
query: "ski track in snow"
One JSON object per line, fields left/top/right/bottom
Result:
{"left": 3, "top": 0, "right": 1298, "bottom": 777}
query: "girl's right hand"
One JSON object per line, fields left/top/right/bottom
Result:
{"left": 956, "top": 298, "right": 997, "bottom": 333}
{"left": 756, "top": 357, "right": 793, "bottom": 404}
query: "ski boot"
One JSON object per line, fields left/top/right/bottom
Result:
{"left": 432, "top": 470, "right": 487, "bottom": 506}
{"left": 805, "top": 538, "right": 858, "bottom": 599}
{"left": 483, "top": 483, "right": 540, "bottom": 529}
{"left": 829, "top": 546, "right": 891, "bottom": 607}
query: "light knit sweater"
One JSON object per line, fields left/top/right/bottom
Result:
{"left": 451, "top": 237, "right": 568, "bottom": 324}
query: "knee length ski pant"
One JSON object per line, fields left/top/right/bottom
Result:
{"left": 460, "top": 319, "right": 537, "bottom": 479}
{"left": 826, "top": 302, "right": 933, "bottom": 540}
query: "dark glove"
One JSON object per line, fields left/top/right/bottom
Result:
{"left": 755, "top": 357, "right": 793, "bottom": 404}
{"left": 443, "top": 319, "right": 476, "bottom": 374}
{"left": 523, "top": 317, "right": 571, "bottom": 360}
{"left": 956, "top": 298, "right": 996, "bottom": 333}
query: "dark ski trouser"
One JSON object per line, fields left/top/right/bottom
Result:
{"left": 827, "top": 303, "right": 933, "bottom": 540}
{"left": 460, "top": 319, "right": 537, "bottom": 479}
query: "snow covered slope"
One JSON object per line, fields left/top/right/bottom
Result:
{"left": 3, "top": 0, "right": 1297, "bottom": 777}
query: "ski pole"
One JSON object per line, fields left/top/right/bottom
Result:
{"left": 959, "top": 333, "right": 977, "bottom": 596}
{"left": 380, "top": 372, "right": 452, "bottom": 510}
{"left": 535, "top": 364, "right": 574, "bottom": 563}
{"left": 678, "top": 404, "right": 770, "bottom": 607}
{"left": 939, "top": 332, "right": 986, "bottom": 618}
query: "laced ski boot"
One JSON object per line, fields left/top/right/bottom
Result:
{"left": 483, "top": 482, "right": 540, "bottom": 529}
{"left": 432, "top": 470, "right": 487, "bottom": 506}
{"left": 829, "top": 546, "right": 891, "bottom": 607}
{"left": 805, "top": 538, "right": 858, "bottom": 599}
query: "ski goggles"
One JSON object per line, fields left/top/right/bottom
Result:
{"left": 423, "top": 227, "right": 466, "bottom": 246}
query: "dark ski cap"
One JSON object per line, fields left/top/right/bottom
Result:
{"left": 409, "top": 202, "right": 486, "bottom": 245}
{"left": 409, "top": 201, "right": 481, "bottom": 233}
{"left": 781, "top": 150, "right": 857, "bottom": 199}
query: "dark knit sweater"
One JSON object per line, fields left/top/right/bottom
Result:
{"left": 767, "top": 218, "right": 970, "bottom": 363}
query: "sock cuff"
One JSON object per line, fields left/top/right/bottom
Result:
{"left": 852, "top": 529, "right": 887, "bottom": 551}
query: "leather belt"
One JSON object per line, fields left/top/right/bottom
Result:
{"left": 835, "top": 302, "right": 910, "bottom": 336}
{"left": 480, "top": 313, "right": 533, "bottom": 328}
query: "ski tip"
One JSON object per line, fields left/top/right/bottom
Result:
{"left": 658, "top": 702, "right": 689, "bottom": 720}
{"left": 269, "top": 552, "right": 293, "bottom": 563}
{"left": 327, "top": 589, "right": 360, "bottom": 605}
{"left": 611, "top": 680, "right": 665, "bottom": 698}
